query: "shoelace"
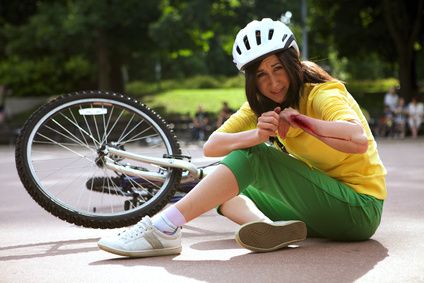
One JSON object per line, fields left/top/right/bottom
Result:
{"left": 118, "top": 217, "right": 152, "bottom": 240}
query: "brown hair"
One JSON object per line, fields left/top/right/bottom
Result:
{"left": 244, "top": 48, "right": 335, "bottom": 117}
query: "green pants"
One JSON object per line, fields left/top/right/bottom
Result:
{"left": 220, "top": 143, "right": 383, "bottom": 241}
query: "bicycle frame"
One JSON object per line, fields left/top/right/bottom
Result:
{"left": 103, "top": 146, "right": 204, "bottom": 183}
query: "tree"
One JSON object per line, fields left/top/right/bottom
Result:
{"left": 149, "top": 0, "right": 301, "bottom": 79}
{"left": 382, "top": 0, "right": 424, "bottom": 100}
{"left": 79, "top": 0, "right": 161, "bottom": 91}
{"left": 0, "top": 1, "right": 161, "bottom": 95}
{"left": 312, "top": 0, "right": 424, "bottom": 100}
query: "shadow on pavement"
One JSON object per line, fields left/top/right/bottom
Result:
{"left": 90, "top": 238, "right": 388, "bottom": 283}
{"left": 0, "top": 238, "right": 99, "bottom": 261}
{"left": 181, "top": 224, "right": 236, "bottom": 239}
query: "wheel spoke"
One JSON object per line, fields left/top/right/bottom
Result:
{"left": 56, "top": 113, "right": 99, "bottom": 150}
{"left": 35, "top": 132, "right": 95, "bottom": 164}
{"left": 116, "top": 113, "right": 136, "bottom": 144}
{"left": 68, "top": 108, "right": 91, "bottom": 149}
{"left": 117, "top": 118, "right": 145, "bottom": 144}
{"left": 120, "top": 126, "right": 154, "bottom": 145}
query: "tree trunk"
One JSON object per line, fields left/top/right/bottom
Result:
{"left": 96, "top": 29, "right": 111, "bottom": 91}
{"left": 382, "top": 0, "right": 423, "bottom": 101}
{"left": 398, "top": 48, "right": 414, "bottom": 100}
{"left": 109, "top": 55, "right": 125, "bottom": 93}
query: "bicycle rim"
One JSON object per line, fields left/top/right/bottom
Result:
{"left": 18, "top": 91, "right": 181, "bottom": 228}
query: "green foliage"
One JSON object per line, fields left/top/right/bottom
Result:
{"left": 149, "top": 0, "right": 301, "bottom": 79}
{"left": 346, "top": 54, "right": 396, "bottom": 80}
{"left": 222, "top": 75, "right": 244, "bottom": 88}
{"left": 183, "top": 75, "right": 221, "bottom": 88}
{"left": 126, "top": 81, "right": 161, "bottom": 96}
{"left": 0, "top": 0, "right": 422, "bottom": 99}
{"left": 346, "top": 78, "right": 399, "bottom": 95}
{"left": 327, "top": 48, "right": 350, "bottom": 81}
{"left": 0, "top": 0, "right": 161, "bottom": 94}
{"left": 0, "top": 56, "right": 58, "bottom": 96}
{"left": 0, "top": 55, "right": 93, "bottom": 96}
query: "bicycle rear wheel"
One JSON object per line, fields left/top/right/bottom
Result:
{"left": 15, "top": 90, "right": 182, "bottom": 228}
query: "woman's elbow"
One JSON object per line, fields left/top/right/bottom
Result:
{"left": 356, "top": 140, "right": 369, "bottom": 154}
{"left": 203, "top": 132, "right": 230, "bottom": 157}
{"left": 353, "top": 134, "right": 369, "bottom": 154}
{"left": 203, "top": 134, "right": 219, "bottom": 157}
{"left": 351, "top": 123, "right": 368, "bottom": 154}
{"left": 203, "top": 140, "right": 214, "bottom": 157}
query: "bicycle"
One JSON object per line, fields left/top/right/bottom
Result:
{"left": 15, "top": 90, "right": 218, "bottom": 229}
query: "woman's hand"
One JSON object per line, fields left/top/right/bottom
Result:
{"left": 256, "top": 107, "right": 303, "bottom": 141}
{"left": 255, "top": 108, "right": 280, "bottom": 142}
{"left": 277, "top": 107, "right": 301, "bottom": 138}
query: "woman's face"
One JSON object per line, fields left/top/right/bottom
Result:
{"left": 255, "top": 54, "right": 290, "bottom": 104}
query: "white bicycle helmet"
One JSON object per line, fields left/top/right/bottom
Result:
{"left": 232, "top": 18, "right": 299, "bottom": 71}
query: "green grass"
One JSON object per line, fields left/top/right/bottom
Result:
{"left": 142, "top": 88, "right": 246, "bottom": 117}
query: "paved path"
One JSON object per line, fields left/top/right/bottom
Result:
{"left": 0, "top": 139, "right": 423, "bottom": 283}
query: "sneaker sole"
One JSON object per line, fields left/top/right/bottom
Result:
{"left": 235, "top": 220, "right": 307, "bottom": 252}
{"left": 97, "top": 243, "right": 182, "bottom": 258}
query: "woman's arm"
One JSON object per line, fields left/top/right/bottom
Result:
{"left": 203, "top": 130, "right": 261, "bottom": 157}
{"left": 279, "top": 107, "right": 369, "bottom": 154}
{"left": 204, "top": 109, "right": 280, "bottom": 157}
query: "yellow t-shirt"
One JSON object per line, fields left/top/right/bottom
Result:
{"left": 216, "top": 81, "right": 387, "bottom": 200}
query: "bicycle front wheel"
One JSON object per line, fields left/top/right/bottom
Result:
{"left": 15, "top": 91, "right": 182, "bottom": 228}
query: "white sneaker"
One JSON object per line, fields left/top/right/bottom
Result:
{"left": 97, "top": 216, "right": 182, "bottom": 257}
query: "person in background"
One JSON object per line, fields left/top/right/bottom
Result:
{"left": 384, "top": 87, "right": 398, "bottom": 113}
{"left": 393, "top": 97, "right": 407, "bottom": 139}
{"left": 378, "top": 86, "right": 399, "bottom": 137}
{"left": 407, "top": 96, "right": 424, "bottom": 139}
{"left": 377, "top": 105, "right": 393, "bottom": 137}
{"left": 191, "top": 105, "right": 209, "bottom": 141}
{"left": 216, "top": 101, "right": 234, "bottom": 128}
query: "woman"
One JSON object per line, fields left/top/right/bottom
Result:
{"left": 98, "top": 18, "right": 387, "bottom": 257}
{"left": 407, "top": 96, "right": 424, "bottom": 139}
{"left": 393, "top": 97, "right": 407, "bottom": 138}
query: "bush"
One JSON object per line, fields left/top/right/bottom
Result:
{"left": 126, "top": 81, "right": 159, "bottom": 96}
{"left": 182, "top": 75, "right": 221, "bottom": 89}
{"left": 222, "top": 75, "right": 244, "bottom": 88}
{"left": 0, "top": 55, "right": 94, "bottom": 97}
{"left": 345, "top": 78, "right": 399, "bottom": 95}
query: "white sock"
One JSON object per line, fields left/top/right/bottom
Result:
{"left": 152, "top": 205, "right": 186, "bottom": 234}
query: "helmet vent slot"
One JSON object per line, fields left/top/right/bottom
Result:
{"left": 282, "top": 34, "right": 287, "bottom": 42}
{"left": 236, "top": 46, "right": 241, "bottom": 55}
{"left": 255, "top": 30, "right": 261, "bottom": 45}
{"left": 243, "top": 36, "right": 251, "bottom": 50}
{"left": 268, "top": 29, "right": 274, "bottom": 40}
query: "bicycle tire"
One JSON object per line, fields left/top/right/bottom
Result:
{"left": 15, "top": 90, "right": 182, "bottom": 228}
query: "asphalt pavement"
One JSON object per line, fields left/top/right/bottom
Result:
{"left": 0, "top": 139, "right": 423, "bottom": 283}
